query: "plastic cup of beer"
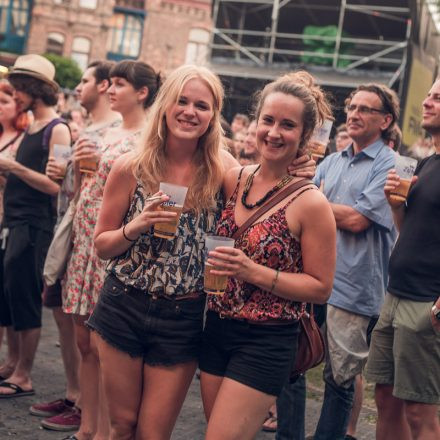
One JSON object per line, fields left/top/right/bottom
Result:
{"left": 204, "top": 235, "right": 235, "bottom": 295}
{"left": 390, "top": 155, "right": 417, "bottom": 203}
{"left": 309, "top": 119, "right": 333, "bottom": 161}
{"left": 79, "top": 140, "right": 99, "bottom": 174}
{"left": 153, "top": 183, "right": 188, "bottom": 239}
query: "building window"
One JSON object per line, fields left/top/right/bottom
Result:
{"left": 79, "top": 0, "right": 97, "bottom": 9}
{"left": 71, "top": 37, "right": 91, "bottom": 71}
{"left": 185, "top": 28, "right": 209, "bottom": 65}
{"left": 46, "top": 32, "right": 65, "bottom": 55}
{"left": 107, "top": 12, "right": 143, "bottom": 61}
{"left": 0, "top": 0, "right": 31, "bottom": 53}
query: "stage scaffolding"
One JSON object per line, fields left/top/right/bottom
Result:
{"left": 208, "top": 1, "right": 411, "bottom": 117}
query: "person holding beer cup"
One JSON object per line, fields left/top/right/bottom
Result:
{"left": 199, "top": 71, "right": 336, "bottom": 440}
{"left": 89, "top": 64, "right": 316, "bottom": 439}
{"left": 62, "top": 60, "right": 161, "bottom": 440}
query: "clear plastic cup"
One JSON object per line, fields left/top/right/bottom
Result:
{"left": 309, "top": 119, "right": 333, "bottom": 161}
{"left": 52, "top": 144, "right": 71, "bottom": 166}
{"left": 390, "top": 155, "right": 418, "bottom": 203}
{"left": 204, "top": 235, "right": 235, "bottom": 295}
{"left": 79, "top": 140, "right": 98, "bottom": 174}
{"left": 153, "top": 183, "right": 188, "bottom": 239}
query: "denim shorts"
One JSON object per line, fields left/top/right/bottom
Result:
{"left": 87, "top": 274, "right": 206, "bottom": 366}
{"left": 199, "top": 310, "right": 300, "bottom": 396}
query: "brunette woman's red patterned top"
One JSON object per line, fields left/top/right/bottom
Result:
{"left": 208, "top": 171, "right": 315, "bottom": 322}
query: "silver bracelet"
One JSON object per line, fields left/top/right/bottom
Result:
{"left": 270, "top": 269, "right": 280, "bottom": 293}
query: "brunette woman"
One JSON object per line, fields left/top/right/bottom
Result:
{"left": 61, "top": 60, "right": 160, "bottom": 440}
{"left": 0, "top": 80, "right": 27, "bottom": 380}
{"left": 199, "top": 71, "right": 337, "bottom": 440}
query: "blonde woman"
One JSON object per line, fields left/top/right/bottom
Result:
{"left": 89, "top": 65, "right": 315, "bottom": 440}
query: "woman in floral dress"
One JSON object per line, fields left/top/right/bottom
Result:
{"left": 62, "top": 60, "right": 161, "bottom": 440}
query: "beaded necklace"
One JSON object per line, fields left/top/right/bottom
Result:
{"left": 241, "top": 165, "right": 293, "bottom": 210}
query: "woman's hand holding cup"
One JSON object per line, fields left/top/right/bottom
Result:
{"left": 124, "top": 192, "right": 177, "bottom": 240}
{"left": 73, "top": 139, "right": 101, "bottom": 173}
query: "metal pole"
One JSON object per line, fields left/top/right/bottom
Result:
{"left": 208, "top": 0, "right": 221, "bottom": 66}
{"left": 333, "top": 0, "right": 346, "bottom": 69}
{"left": 269, "top": 0, "right": 280, "bottom": 64}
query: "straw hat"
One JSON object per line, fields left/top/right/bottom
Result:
{"left": 8, "top": 54, "right": 58, "bottom": 91}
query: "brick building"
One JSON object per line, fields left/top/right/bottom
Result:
{"left": 0, "top": 0, "right": 212, "bottom": 74}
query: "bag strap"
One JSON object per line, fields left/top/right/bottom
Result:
{"left": 0, "top": 132, "right": 21, "bottom": 154}
{"left": 232, "top": 178, "right": 313, "bottom": 240}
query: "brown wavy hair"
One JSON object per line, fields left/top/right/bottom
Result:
{"left": 254, "top": 71, "right": 333, "bottom": 152}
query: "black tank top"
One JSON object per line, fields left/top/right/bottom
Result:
{"left": 3, "top": 123, "right": 55, "bottom": 231}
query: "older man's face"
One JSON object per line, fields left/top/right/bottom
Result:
{"left": 346, "top": 91, "right": 391, "bottom": 147}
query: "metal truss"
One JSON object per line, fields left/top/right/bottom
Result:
{"left": 209, "top": 0, "right": 411, "bottom": 87}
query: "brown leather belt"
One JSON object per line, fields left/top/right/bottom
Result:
{"left": 217, "top": 311, "right": 295, "bottom": 326}
{"left": 108, "top": 274, "right": 203, "bottom": 301}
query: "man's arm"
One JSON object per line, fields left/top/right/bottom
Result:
{"left": 1, "top": 124, "right": 70, "bottom": 196}
{"left": 330, "top": 203, "right": 371, "bottom": 233}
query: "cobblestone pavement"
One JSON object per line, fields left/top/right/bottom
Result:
{"left": 0, "top": 310, "right": 376, "bottom": 439}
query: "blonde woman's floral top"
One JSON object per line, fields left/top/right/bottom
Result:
{"left": 108, "top": 182, "right": 224, "bottom": 297}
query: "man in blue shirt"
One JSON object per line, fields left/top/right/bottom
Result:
{"left": 312, "top": 84, "right": 398, "bottom": 440}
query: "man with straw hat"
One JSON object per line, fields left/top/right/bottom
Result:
{"left": 0, "top": 54, "right": 71, "bottom": 398}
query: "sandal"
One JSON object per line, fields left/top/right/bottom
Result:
{"left": 262, "top": 414, "right": 278, "bottom": 432}
{"left": 0, "top": 381, "right": 35, "bottom": 399}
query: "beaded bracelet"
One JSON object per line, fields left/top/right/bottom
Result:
{"left": 270, "top": 269, "right": 280, "bottom": 293}
{"left": 122, "top": 224, "right": 136, "bottom": 242}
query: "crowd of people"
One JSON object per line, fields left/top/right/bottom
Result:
{"left": 0, "top": 52, "right": 438, "bottom": 440}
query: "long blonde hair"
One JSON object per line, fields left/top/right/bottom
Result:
{"left": 131, "top": 65, "right": 225, "bottom": 213}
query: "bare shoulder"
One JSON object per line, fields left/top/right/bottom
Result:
{"left": 50, "top": 122, "right": 71, "bottom": 140}
{"left": 223, "top": 164, "right": 257, "bottom": 200}
{"left": 290, "top": 186, "right": 332, "bottom": 218}
{"left": 220, "top": 148, "right": 239, "bottom": 170}
{"left": 108, "top": 153, "right": 136, "bottom": 187}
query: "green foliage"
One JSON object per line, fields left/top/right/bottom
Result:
{"left": 43, "top": 53, "right": 82, "bottom": 90}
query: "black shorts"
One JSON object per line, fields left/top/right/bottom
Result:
{"left": 0, "top": 225, "right": 52, "bottom": 330}
{"left": 199, "top": 310, "right": 300, "bottom": 396}
{"left": 87, "top": 274, "right": 206, "bottom": 366}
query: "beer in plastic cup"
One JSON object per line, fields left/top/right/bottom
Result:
{"left": 153, "top": 183, "right": 188, "bottom": 239}
{"left": 309, "top": 119, "right": 333, "bottom": 161}
{"left": 204, "top": 235, "right": 235, "bottom": 295}
{"left": 79, "top": 140, "right": 99, "bottom": 174}
{"left": 52, "top": 144, "right": 71, "bottom": 166}
{"left": 390, "top": 155, "right": 418, "bottom": 203}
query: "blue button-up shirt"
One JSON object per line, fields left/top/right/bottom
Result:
{"left": 314, "top": 140, "right": 397, "bottom": 317}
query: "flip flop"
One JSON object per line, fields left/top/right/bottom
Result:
{"left": 0, "top": 381, "right": 35, "bottom": 398}
{"left": 262, "top": 415, "right": 278, "bottom": 432}
{"left": 62, "top": 436, "right": 79, "bottom": 440}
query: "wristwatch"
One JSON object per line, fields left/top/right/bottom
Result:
{"left": 432, "top": 304, "right": 440, "bottom": 321}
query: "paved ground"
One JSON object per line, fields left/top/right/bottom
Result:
{"left": 0, "top": 310, "right": 376, "bottom": 439}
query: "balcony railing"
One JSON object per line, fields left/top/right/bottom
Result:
{"left": 115, "top": 0, "right": 145, "bottom": 10}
